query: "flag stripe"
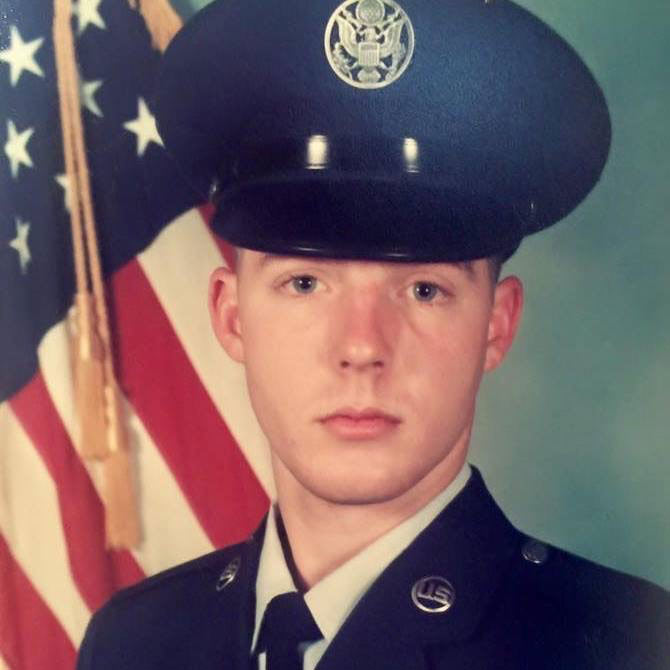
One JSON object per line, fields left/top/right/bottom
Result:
{"left": 0, "top": 534, "right": 77, "bottom": 670}
{"left": 0, "top": 0, "right": 277, "bottom": 660}
{"left": 0, "top": 403, "right": 90, "bottom": 646}
{"left": 138, "top": 209, "right": 276, "bottom": 498}
{"left": 197, "top": 203, "right": 237, "bottom": 270}
{"left": 37, "top": 322, "right": 215, "bottom": 577}
{"left": 110, "top": 256, "right": 270, "bottom": 547}
{"left": 9, "top": 372, "right": 144, "bottom": 611}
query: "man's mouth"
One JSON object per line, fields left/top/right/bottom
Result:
{"left": 319, "top": 407, "right": 402, "bottom": 440}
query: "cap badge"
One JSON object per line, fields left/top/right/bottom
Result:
{"left": 411, "top": 575, "right": 455, "bottom": 614}
{"left": 216, "top": 556, "right": 241, "bottom": 591}
{"left": 324, "top": 0, "right": 415, "bottom": 89}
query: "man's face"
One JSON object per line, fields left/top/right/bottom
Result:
{"left": 211, "top": 251, "right": 522, "bottom": 508}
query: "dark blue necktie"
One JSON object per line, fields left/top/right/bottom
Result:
{"left": 257, "top": 592, "right": 323, "bottom": 670}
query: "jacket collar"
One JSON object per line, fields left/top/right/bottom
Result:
{"left": 215, "top": 467, "right": 520, "bottom": 670}
{"left": 208, "top": 517, "right": 266, "bottom": 670}
{"left": 316, "top": 467, "right": 520, "bottom": 670}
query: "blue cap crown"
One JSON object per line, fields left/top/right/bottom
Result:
{"left": 155, "top": 0, "right": 611, "bottom": 262}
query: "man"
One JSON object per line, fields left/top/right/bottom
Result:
{"left": 78, "top": 0, "right": 669, "bottom": 668}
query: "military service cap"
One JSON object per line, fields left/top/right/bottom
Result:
{"left": 154, "top": 0, "right": 611, "bottom": 262}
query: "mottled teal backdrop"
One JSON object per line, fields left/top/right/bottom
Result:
{"left": 173, "top": 0, "right": 669, "bottom": 588}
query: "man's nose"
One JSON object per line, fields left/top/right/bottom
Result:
{"left": 332, "top": 291, "right": 394, "bottom": 373}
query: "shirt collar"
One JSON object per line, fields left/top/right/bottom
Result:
{"left": 252, "top": 463, "right": 471, "bottom": 650}
{"left": 252, "top": 504, "right": 297, "bottom": 652}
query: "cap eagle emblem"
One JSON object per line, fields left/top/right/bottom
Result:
{"left": 324, "top": 0, "right": 415, "bottom": 89}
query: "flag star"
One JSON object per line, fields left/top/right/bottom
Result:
{"left": 8, "top": 218, "right": 32, "bottom": 274}
{"left": 55, "top": 173, "right": 72, "bottom": 212}
{"left": 72, "top": 0, "right": 107, "bottom": 35}
{"left": 80, "top": 76, "right": 104, "bottom": 116}
{"left": 0, "top": 25, "right": 45, "bottom": 87}
{"left": 123, "top": 97, "right": 164, "bottom": 157}
{"left": 4, "top": 120, "right": 35, "bottom": 179}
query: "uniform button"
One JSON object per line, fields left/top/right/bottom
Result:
{"left": 522, "top": 538, "right": 550, "bottom": 565}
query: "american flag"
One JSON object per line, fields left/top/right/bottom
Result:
{"left": 0, "top": 1, "right": 273, "bottom": 667}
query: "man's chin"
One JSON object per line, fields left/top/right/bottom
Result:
{"left": 298, "top": 474, "right": 419, "bottom": 508}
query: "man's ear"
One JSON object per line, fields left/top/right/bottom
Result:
{"left": 484, "top": 275, "right": 524, "bottom": 372}
{"left": 209, "top": 266, "right": 245, "bottom": 363}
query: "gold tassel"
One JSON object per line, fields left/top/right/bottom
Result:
{"left": 128, "top": 0, "right": 183, "bottom": 52}
{"left": 102, "top": 384, "right": 141, "bottom": 548}
{"left": 74, "top": 291, "right": 109, "bottom": 460}
{"left": 55, "top": 0, "right": 143, "bottom": 548}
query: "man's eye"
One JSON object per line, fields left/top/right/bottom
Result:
{"left": 412, "top": 282, "right": 441, "bottom": 302}
{"left": 289, "top": 275, "right": 319, "bottom": 294}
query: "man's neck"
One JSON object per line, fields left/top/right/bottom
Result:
{"left": 272, "top": 441, "right": 469, "bottom": 590}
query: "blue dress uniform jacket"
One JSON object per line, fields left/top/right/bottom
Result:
{"left": 77, "top": 468, "right": 670, "bottom": 670}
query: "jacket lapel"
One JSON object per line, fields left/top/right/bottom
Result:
{"left": 197, "top": 518, "right": 265, "bottom": 670}
{"left": 316, "top": 468, "right": 519, "bottom": 670}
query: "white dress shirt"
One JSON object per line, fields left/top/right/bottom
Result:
{"left": 251, "top": 463, "right": 471, "bottom": 670}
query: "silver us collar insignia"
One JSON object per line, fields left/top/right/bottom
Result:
{"left": 324, "top": 0, "right": 415, "bottom": 89}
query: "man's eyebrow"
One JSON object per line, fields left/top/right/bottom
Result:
{"left": 403, "top": 259, "right": 476, "bottom": 280}
{"left": 256, "top": 253, "right": 342, "bottom": 269}
{"left": 454, "top": 260, "right": 476, "bottom": 280}
{"left": 256, "top": 253, "right": 292, "bottom": 269}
